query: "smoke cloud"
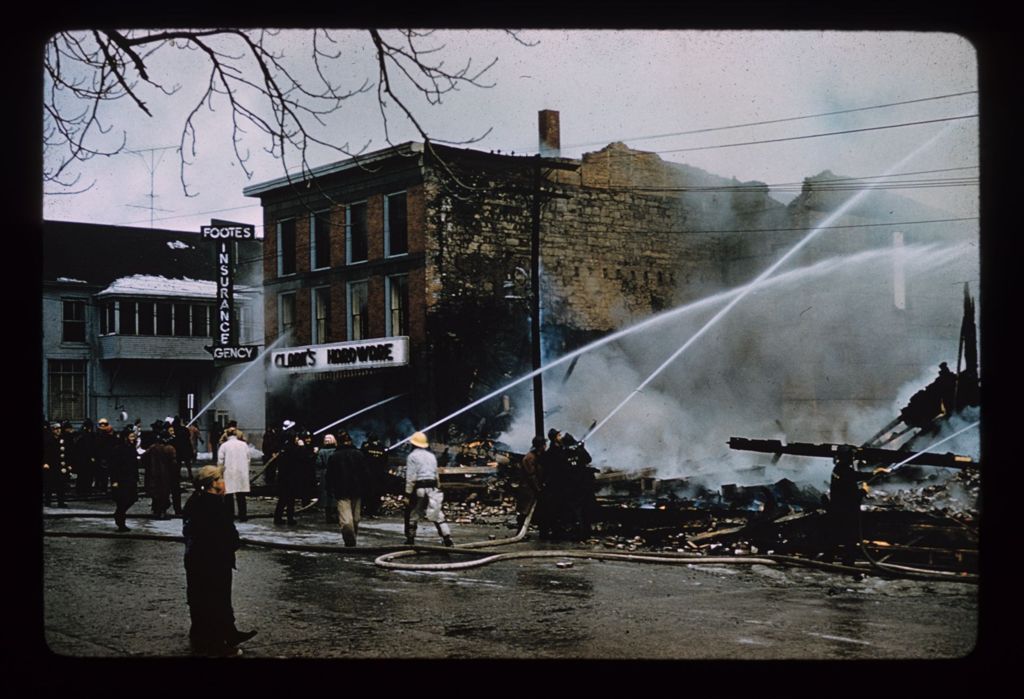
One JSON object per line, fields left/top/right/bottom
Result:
{"left": 500, "top": 239, "right": 979, "bottom": 492}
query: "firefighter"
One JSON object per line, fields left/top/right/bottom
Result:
{"left": 73, "top": 418, "right": 97, "bottom": 495}
{"left": 42, "top": 422, "right": 70, "bottom": 507}
{"left": 110, "top": 427, "right": 140, "bottom": 532}
{"left": 538, "top": 429, "right": 567, "bottom": 540}
{"left": 261, "top": 425, "right": 283, "bottom": 486}
{"left": 326, "top": 431, "right": 367, "bottom": 546}
{"left": 273, "top": 424, "right": 314, "bottom": 525}
{"left": 935, "top": 362, "right": 957, "bottom": 416}
{"left": 59, "top": 421, "right": 78, "bottom": 493}
{"left": 314, "top": 434, "right": 338, "bottom": 523}
{"left": 515, "top": 436, "right": 547, "bottom": 533}
{"left": 172, "top": 416, "right": 196, "bottom": 484}
{"left": 145, "top": 428, "right": 180, "bottom": 519}
{"left": 826, "top": 446, "right": 866, "bottom": 566}
{"left": 298, "top": 430, "right": 317, "bottom": 506}
{"left": 360, "top": 433, "right": 388, "bottom": 518}
{"left": 403, "top": 431, "right": 454, "bottom": 547}
{"left": 93, "top": 418, "right": 117, "bottom": 494}
{"left": 561, "top": 433, "right": 596, "bottom": 540}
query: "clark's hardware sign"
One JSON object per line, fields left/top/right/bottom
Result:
{"left": 201, "top": 220, "right": 259, "bottom": 363}
{"left": 271, "top": 337, "right": 410, "bottom": 374}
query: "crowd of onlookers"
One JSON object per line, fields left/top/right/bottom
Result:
{"left": 40, "top": 415, "right": 395, "bottom": 532}
{"left": 42, "top": 415, "right": 206, "bottom": 522}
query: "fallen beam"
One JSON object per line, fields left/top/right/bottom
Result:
{"left": 728, "top": 437, "right": 978, "bottom": 469}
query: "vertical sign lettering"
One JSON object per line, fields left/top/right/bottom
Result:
{"left": 217, "top": 240, "right": 234, "bottom": 346}
{"left": 201, "top": 221, "right": 254, "bottom": 348}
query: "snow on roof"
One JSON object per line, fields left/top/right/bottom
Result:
{"left": 56, "top": 277, "right": 89, "bottom": 284}
{"left": 96, "top": 275, "right": 256, "bottom": 299}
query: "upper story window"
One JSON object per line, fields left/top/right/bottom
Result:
{"left": 384, "top": 192, "right": 408, "bottom": 257}
{"left": 62, "top": 299, "right": 86, "bottom": 343}
{"left": 278, "top": 292, "right": 296, "bottom": 339}
{"left": 173, "top": 303, "right": 191, "bottom": 336}
{"left": 346, "top": 201, "right": 368, "bottom": 264}
{"left": 193, "top": 305, "right": 211, "bottom": 338}
{"left": 99, "top": 300, "right": 215, "bottom": 337}
{"left": 310, "top": 210, "right": 332, "bottom": 270}
{"left": 311, "top": 286, "right": 330, "bottom": 345}
{"left": 139, "top": 301, "right": 155, "bottom": 335}
{"left": 347, "top": 281, "right": 368, "bottom": 341}
{"left": 100, "top": 301, "right": 116, "bottom": 335}
{"left": 118, "top": 300, "right": 137, "bottom": 335}
{"left": 385, "top": 274, "right": 409, "bottom": 336}
{"left": 277, "top": 219, "right": 297, "bottom": 276}
{"left": 156, "top": 302, "right": 173, "bottom": 336}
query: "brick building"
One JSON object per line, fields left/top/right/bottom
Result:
{"left": 41, "top": 221, "right": 264, "bottom": 444}
{"left": 245, "top": 112, "right": 976, "bottom": 444}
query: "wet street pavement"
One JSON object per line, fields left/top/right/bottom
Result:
{"left": 39, "top": 493, "right": 979, "bottom": 662}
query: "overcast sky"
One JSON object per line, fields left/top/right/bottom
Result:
{"left": 42, "top": 29, "right": 979, "bottom": 235}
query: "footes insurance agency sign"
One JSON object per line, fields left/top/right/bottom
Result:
{"left": 271, "top": 337, "right": 409, "bottom": 374}
{"left": 201, "top": 219, "right": 259, "bottom": 364}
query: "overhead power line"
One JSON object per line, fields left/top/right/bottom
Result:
{"left": 655, "top": 114, "right": 978, "bottom": 154}
{"left": 558, "top": 90, "right": 979, "bottom": 152}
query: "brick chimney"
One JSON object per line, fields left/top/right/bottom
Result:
{"left": 538, "top": 109, "right": 560, "bottom": 157}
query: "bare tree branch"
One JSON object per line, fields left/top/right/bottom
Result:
{"left": 44, "top": 28, "right": 526, "bottom": 199}
{"left": 92, "top": 30, "right": 152, "bottom": 116}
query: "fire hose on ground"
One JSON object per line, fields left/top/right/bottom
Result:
{"left": 39, "top": 505, "right": 778, "bottom": 568}
{"left": 42, "top": 501, "right": 978, "bottom": 584}
{"left": 370, "top": 502, "right": 977, "bottom": 582}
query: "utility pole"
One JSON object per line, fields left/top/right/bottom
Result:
{"left": 531, "top": 155, "right": 545, "bottom": 440}
{"left": 528, "top": 153, "right": 579, "bottom": 440}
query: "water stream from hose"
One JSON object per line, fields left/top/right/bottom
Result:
{"left": 585, "top": 122, "right": 962, "bottom": 442}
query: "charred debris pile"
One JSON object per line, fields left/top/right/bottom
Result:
{"left": 413, "top": 445, "right": 978, "bottom": 574}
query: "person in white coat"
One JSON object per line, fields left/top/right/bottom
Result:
{"left": 218, "top": 428, "right": 251, "bottom": 522}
